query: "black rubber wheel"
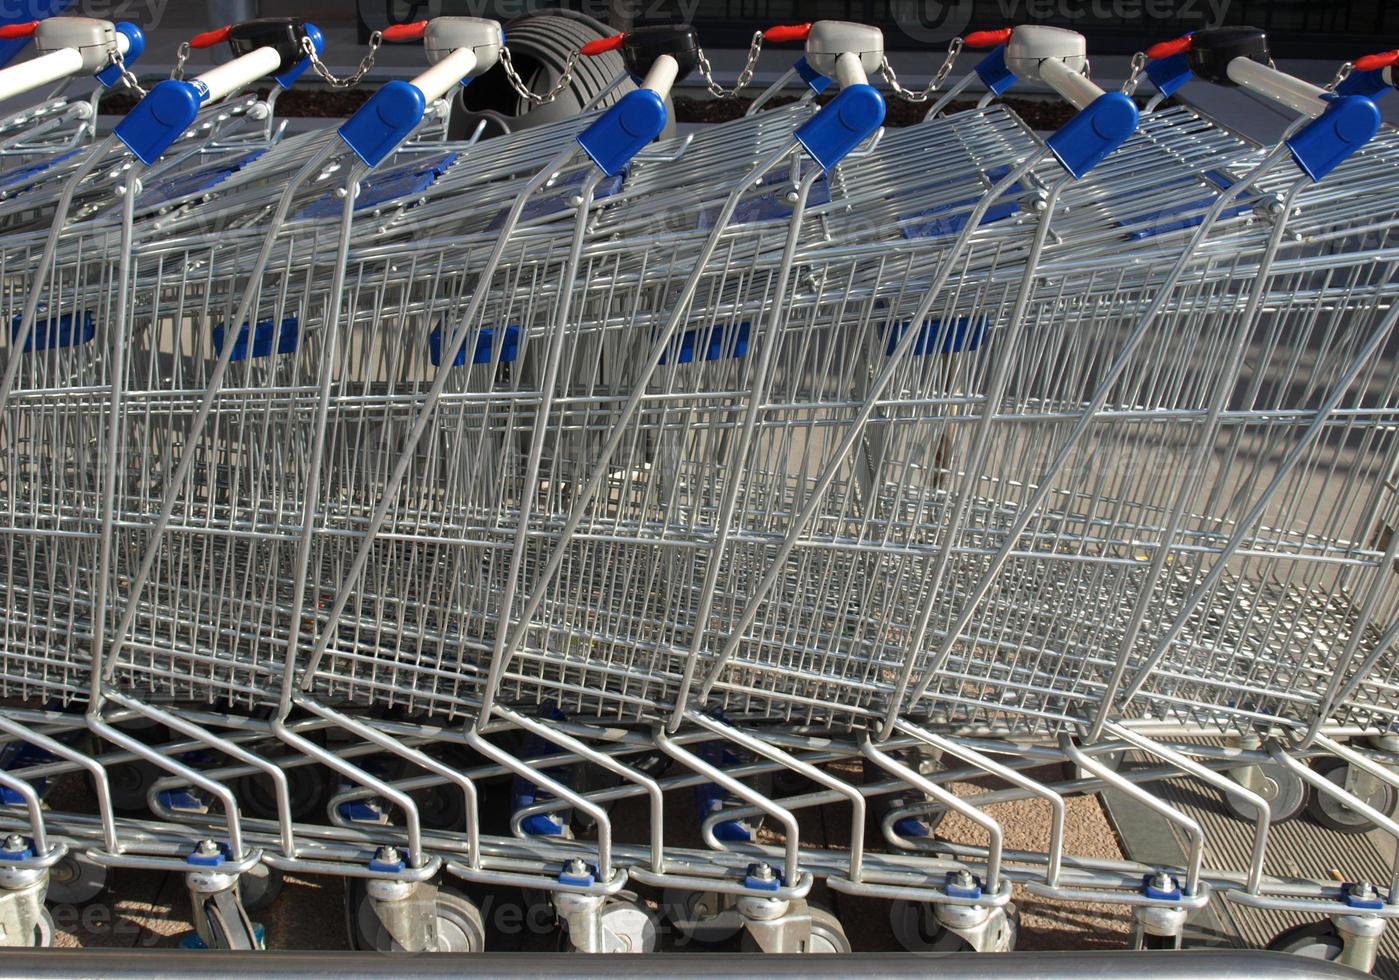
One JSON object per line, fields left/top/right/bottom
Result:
{"left": 558, "top": 895, "right": 660, "bottom": 953}
{"left": 45, "top": 849, "right": 109, "bottom": 904}
{"left": 1304, "top": 756, "right": 1397, "bottom": 834}
{"left": 345, "top": 880, "right": 485, "bottom": 953}
{"left": 200, "top": 891, "right": 259, "bottom": 950}
{"left": 662, "top": 887, "right": 743, "bottom": 946}
{"left": 1142, "top": 931, "right": 1181, "bottom": 950}
{"left": 236, "top": 863, "right": 284, "bottom": 914}
{"left": 1267, "top": 920, "right": 1345, "bottom": 961}
{"left": 741, "top": 904, "right": 851, "bottom": 954}
{"left": 890, "top": 901, "right": 1018, "bottom": 953}
{"left": 432, "top": 886, "right": 487, "bottom": 953}
{"left": 236, "top": 762, "right": 326, "bottom": 823}
{"left": 33, "top": 907, "right": 55, "bottom": 948}
{"left": 1222, "top": 761, "right": 1308, "bottom": 823}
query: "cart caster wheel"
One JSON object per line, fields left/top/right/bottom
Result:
{"left": 46, "top": 849, "right": 109, "bottom": 905}
{"left": 742, "top": 904, "right": 851, "bottom": 953}
{"left": 890, "top": 901, "right": 1017, "bottom": 952}
{"left": 559, "top": 897, "right": 660, "bottom": 953}
{"left": 31, "top": 908, "right": 55, "bottom": 948}
{"left": 1140, "top": 932, "right": 1182, "bottom": 950}
{"left": 106, "top": 759, "right": 163, "bottom": 815}
{"left": 197, "top": 891, "right": 261, "bottom": 950}
{"left": 1267, "top": 921, "right": 1345, "bottom": 961}
{"left": 236, "top": 864, "right": 284, "bottom": 915}
{"left": 1305, "top": 757, "right": 1397, "bottom": 834}
{"left": 237, "top": 765, "right": 326, "bottom": 822}
{"left": 432, "top": 886, "right": 487, "bottom": 952}
{"left": 1224, "top": 761, "right": 1308, "bottom": 822}
{"left": 662, "top": 887, "right": 743, "bottom": 945}
{"left": 345, "top": 880, "right": 485, "bottom": 953}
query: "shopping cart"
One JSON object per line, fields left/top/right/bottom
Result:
{"left": 0, "top": 14, "right": 1396, "bottom": 969}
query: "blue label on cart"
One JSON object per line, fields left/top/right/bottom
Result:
{"left": 899, "top": 165, "right": 1024, "bottom": 239}
{"left": 429, "top": 323, "right": 521, "bottom": 368}
{"left": 138, "top": 150, "right": 266, "bottom": 209}
{"left": 1120, "top": 169, "right": 1254, "bottom": 239}
{"left": 487, "top": 169, "right": 625, "bottom": 230}
{"left": 697, "top": 170, "right": 830, "bottom": 230}
{"left": 296, "top": 152, "right": 458, "bottom": 220}
{"left": 0, "top": 148, "right": 83, "bottom": 190}
{"left": 658, "top": 321, "right": 751, "bottom": 365}
{"left": 213, "top": 317, "right": 300, "bottom": 362}
{"left": 12, "top": 311, "right": 95, "bottom": 352}
{"left": 883, "top": 315, "right": 987, "bottom": 356}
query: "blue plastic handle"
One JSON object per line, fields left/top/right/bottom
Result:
{"left": 1286, "top": 93, "right": 1381, "bottom": 181}
{"left": 578, "top": 87, "right": 668, "bottom": 176}
{"left": 795, "top": 83, "right": 885, "bottom": 171}
{"left": 1045, "top": 91, "right": 1140, "bottom": 179}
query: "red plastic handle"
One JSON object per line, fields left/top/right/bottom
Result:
{"left": 964, "top": 28, "right": 1013, "bottom": 49}
{"left": 0, "top": 21, "right": 39, "bottom": 39}
{"left": 190, "top": 25, "right": 232, "bottom": 49}
{"left": 581, "top": 34, "right": 625, "bottom": 56}
{"left": 1355, "top": 49, "right": 1399, "bottom": 72}
{"left": 383, "top": 21, "right": 429, "bottom": 42}
{"left": 1147, "top": 35, "right": 1193, "bottom": 60}
{"left": 763, "top": 23, "right": 811, "bottom": 43}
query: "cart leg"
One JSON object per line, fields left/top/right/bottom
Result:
{"left": 1334, "top": 910, "right": 1386, "bottom": 974}
{"left": 186, "top": 851, "right": 259, "bottom": 950}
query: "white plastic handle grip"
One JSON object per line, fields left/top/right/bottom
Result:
{"left": 640, "top": 53, "right": 679, "bottom": 101}
{"left": 834, "top": 51, "right": 868, "bottom": 88}
{"left": 0, "top": 30, "right": 130, "bottom": 103}
{"left": 408, "top": 45, "right": 477, "bottom": 104}
{"left": 189, "top": 45, "right": 282, "bottom": 104}
{"left": 1226, "top": 57, "right": 1330, "bottom": 119}
{"left": 1038, "top": 55, "right": 1106, "bottom": 111}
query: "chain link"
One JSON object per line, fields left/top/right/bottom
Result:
{"left": 879, "top": 38, "right": 963, "bottom": 102}
{"left": 1326, "top": 61, "right": 1354, "bottom": 92}
{"left": 110, "top": 48, "right": 147, "bottom": 98}
{"left": 1121, "top": 51, "right": 1148, "bottom": 96}
{"left": 301, "top": 31, "right": 381, "bottom": 89}
{"left": 499, "top": 43, "right": 583, "bottom": 106}
{"left": 695, "top": 30, "right": 764, "bottom": 99}
{"left": 170, "top": 41, "right": 190, "bottom": 81}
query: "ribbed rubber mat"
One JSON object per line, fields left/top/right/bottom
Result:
{"left": 1150, "top": 773, "right": 1399, "bottom": 977}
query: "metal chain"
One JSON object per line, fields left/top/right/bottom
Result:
{"left": 111, "top": 48, "right": 147, "bottom": 98}
{"left": 1121, "top": 51, "right": 1148, "bottom": 96}
{"left": 1326, "top": 61, "right": 1354, "bottom": 92}
{"left": 170, "top": 41, "right": 190, "bottom": 80}
{"left": 879, "top": 38, "right": 963, "bottom": 102}
{"left": 500, "top": 43, "right": 582, "bottom": 106}
{"left": 301, "top": 31, "right": 381, "bottom": 89}
{"left": 695, "top": 30, "right": 764, "bottom": 99}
